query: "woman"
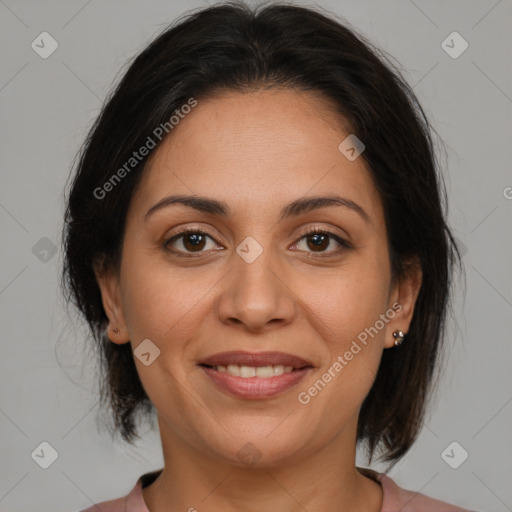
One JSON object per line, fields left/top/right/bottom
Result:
{"left": 63, "top": 2, "right": 474, "bottom": 511}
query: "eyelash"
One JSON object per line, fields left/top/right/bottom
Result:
{"left": 163, "top": 226, "right": 351, "bottom": 259}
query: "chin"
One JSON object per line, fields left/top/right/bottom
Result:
{"left": 204, "top": 428, "right": 312, "bottom": 469}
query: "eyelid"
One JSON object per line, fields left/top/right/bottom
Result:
{"left": 294, "top": 224, "right": 351, "bottom": 245}
{"left": 164, "top": 224, "right": 225, "bottom": 244}
{"left": 290, "top": 226, "right": 352, "bottom": 255}
{"left": 164, "top": 224, "right": 352, "bottom": 256}
{"left": 163, "top": 226, "right": 224, "bottom": 256}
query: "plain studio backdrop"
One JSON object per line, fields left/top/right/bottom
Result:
{"left": 0, "top": 1, "right": 511, "bottom": 511}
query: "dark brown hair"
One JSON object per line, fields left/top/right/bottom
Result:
{"left": 62, "top": 1, "right": 460, "bottom": 465}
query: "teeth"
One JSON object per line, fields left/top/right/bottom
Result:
{"left": 240, "top": 366, "right": 256, "bottom": 378}
{"left": 215, "top": 364, "right": 295, "bottom": 378}
{"left": 273, "top": 365, "right": 284, "bottom": 376}
{"left": 256, "top": 366, "right": 274, "bottom": 378}
{"left": 227, "top": 364, "right": 240, "bottom": 376}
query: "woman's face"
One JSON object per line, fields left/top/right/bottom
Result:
{"left": 97, "top": 88, "right": 420, "bottom": 466}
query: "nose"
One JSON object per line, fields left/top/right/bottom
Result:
{"left": 217, "top": 247, "right": 296, "bottom": 333}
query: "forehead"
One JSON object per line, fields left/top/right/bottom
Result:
{"left": 130, "top": 89, "right": 383, "bottom": 226}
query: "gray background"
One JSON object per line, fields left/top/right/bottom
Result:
{"left": 1, "top": 0, "right": 511, "bottom": 511}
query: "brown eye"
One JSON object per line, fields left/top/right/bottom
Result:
{"left": 181, "top": 232, "right": 207, "bottom": 252}
{"left": 305, "top": 233, "right": 330, "bottom": 252}
{"left": 164, "top": 229, "right": 220, "bottom": 255}
{"left": 293, "top": 229, "right": 350, "bottom": 255}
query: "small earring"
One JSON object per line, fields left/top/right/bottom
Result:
{"left": 113, "top": 327, "right": 120, "bottom": 334}
{"left": 393, "top": 330, "right": 406, "bottom": 346}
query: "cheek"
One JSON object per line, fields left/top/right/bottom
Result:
{"left": 300, "top": 255, "right": 391, "bottom": 344}
{"left": 296, "top": 275, "right": 388, "bottom": 427}
{"left": 119, "top": 245, "right": 217, "bottom": 344}
{"left": 295, "top": 252, "right": 391, "bottom": 401}
{"left": 118, "top": 252, "right": 214, "bottom": 414}
{"left": 309, "top": 284, "right": 387, "bottom": 392}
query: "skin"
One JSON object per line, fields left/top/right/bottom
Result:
{"left": 95, "top": 88, "right": 422, "bottom": 512}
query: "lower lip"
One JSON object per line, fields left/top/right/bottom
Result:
{"left": 200, "top": 366, "right": 312, "bottom": 399}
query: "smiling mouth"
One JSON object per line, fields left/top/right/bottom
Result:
{"left": 199, "top": 363, "right": 308, "bottom": 378}
{"left": 198, "top": 351, "right": 314, "bottom": 399}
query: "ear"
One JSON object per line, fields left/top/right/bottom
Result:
{"left": 384, "top": 256, "right": 422, "bottom": 349}
{"left": 93, "top": 257, "right": 130, "bottom": 345}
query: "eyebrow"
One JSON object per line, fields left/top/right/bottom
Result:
{"left": 144, "top": 194, "right": 370, "bottom": 224}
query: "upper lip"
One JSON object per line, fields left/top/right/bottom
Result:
{"left": 198, "top": 351, "right": 313, "bottom": 369}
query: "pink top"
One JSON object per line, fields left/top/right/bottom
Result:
{"left": 77, "top": 468, "right": 476, "bottom": 512}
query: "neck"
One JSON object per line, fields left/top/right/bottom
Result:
{"left": 142, "top": 416, "right": 382, "bottom": 512}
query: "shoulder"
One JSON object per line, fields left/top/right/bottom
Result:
{"left": 76, "top": 493, "right": 130, "bottom": 512}
{"left": 377, "top": 472, "right": 478, "bottom": 512}
{"left": 75, "top": 473, "right": 148, "bottom": 512}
